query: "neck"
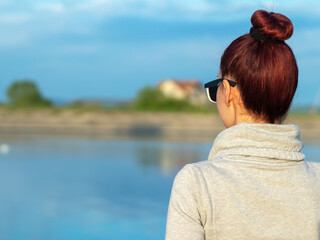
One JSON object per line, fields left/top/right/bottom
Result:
{"left": 233, "top": 106, "right": 279, "bottom": 125}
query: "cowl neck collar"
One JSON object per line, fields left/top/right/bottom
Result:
{"left": 208, "top": 122, "right": 305, "bottom": 162}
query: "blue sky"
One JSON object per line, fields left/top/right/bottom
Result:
{"left": 0, "top": 0, "right": 320, "bottom": 107}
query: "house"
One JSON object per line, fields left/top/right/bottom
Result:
{"left": 157, "top": 78, "right": 207, "bottom": 105}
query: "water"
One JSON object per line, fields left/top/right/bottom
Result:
{"left": 0, "top": 136, "right": 211, "bottom": 240}
{"left": 0, "top": 136, "right": 318, "bottom": 240}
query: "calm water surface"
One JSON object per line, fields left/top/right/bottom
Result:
{"left": 0, "top": 136, "right": 318, "bottom": 240}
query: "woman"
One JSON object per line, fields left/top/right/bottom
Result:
{"left": 166, "top": 10, "right": 320, "bottom": 240}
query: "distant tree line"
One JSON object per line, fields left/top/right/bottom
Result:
{"left": 3, "top": 80, "right": 212, "bottom": 112}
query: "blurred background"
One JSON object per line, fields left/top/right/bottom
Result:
{"left": 0, "top": 0, "right": 319, "bottom": 239}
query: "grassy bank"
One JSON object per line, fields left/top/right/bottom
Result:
{"left": 0, "top": 106, "right": 319, "bottom": 142}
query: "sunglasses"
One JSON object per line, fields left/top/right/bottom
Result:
{"left": 204, "top": 78, "right": 237, "bottom": 103}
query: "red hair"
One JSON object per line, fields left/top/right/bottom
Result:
{"left": 220, "top": 10, "right": 298, "bottom": 123}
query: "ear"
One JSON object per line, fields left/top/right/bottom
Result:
{"left": 221, "top": 80, "right": 233, "bottom": 106}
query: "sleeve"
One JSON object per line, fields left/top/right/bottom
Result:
{"left": 165, "top": 164, "right": 205, "bottom": 240}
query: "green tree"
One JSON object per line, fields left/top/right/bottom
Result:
{"left": 6, "top": 80, "right": 52, "bottom": 107}
{"left": 134, "top": 87, "right": 198, "bottom": 111}
{"left": 134, "top": 87, "right": 164, "bottom": 110}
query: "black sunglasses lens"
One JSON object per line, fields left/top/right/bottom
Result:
{"left": 209, "top": 86, "right": 218, "bottom": 102}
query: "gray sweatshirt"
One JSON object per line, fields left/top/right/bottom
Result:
{"left": 166, "top": 123, "right": 320, "bottom": 240}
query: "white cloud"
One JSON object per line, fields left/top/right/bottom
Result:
{"left": 35, "top": 2, "right": 66, "bottom": 14}
{"left": 2, "top": 1, "right": 320, "bottom": 23}
{"left": 1, "top": 0, "right": 320, "bottom": 49}
{"left": 73, "top": 0, "right": 114, "bottom": 11}
{"left": 68, "top": 0, "right": 320, "bottom": 19}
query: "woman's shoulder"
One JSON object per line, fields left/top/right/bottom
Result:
{"left": 177, "top": 159, "right": 218, "bottom": 174}
{"left": 174, "top": 158, "right": 224, "bottom": 185}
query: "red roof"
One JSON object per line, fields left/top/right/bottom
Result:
{"left": 173, "top": 80, "right": 200, "bottom": 90}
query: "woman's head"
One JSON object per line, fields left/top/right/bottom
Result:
{"left": 219, "top": 10, "right": 298, "bottom": 124}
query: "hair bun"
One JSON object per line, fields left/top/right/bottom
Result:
{"left": 251, "top": 10, "right": 293, "bottom": 42}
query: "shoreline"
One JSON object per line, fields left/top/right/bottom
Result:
{"left": 0, "top": 108, "right": 319, "bottom": 142}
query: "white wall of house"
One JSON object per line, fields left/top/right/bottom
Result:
{"left": 158, "top": 80, "right": 186, "bottom": 100}
{"left": 157, "top": 79, "right": 207, "bottom": 105}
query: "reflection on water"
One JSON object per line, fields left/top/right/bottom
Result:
{"left": 0, "top": 136, "right": 318, "bottom": 240}
{"left": 136, "top": 142, "right": 209, "bottom": 173}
